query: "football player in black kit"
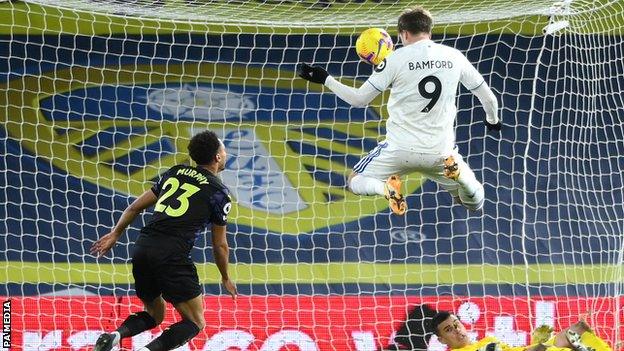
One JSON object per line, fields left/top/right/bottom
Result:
{"left": 90, "top": 130, "right": 237, "bottom": 351}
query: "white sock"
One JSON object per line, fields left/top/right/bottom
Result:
{"left": 111, "top": 331, "right": 121, "bottom": 346}
{"left": 456, "top": 170, "right": 484, "bottom": 211}
{"left": 137, "top": 347, "right": 150, "bottom": 351}
{"left": 458, "top": 184, "right": 484, "bottom": 211}
{"left": 349, "top": 174, "right": 385, "bottom": 196}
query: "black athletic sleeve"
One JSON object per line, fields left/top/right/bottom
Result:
{"left": 150, "top": 168, "right": 172, "bottom": 196}
{"left": 210, "top": 190, "right": 232, "bottom": 226}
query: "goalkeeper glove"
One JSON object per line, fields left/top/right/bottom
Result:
{"left": 298, "top": 63, "right": 329, "bottom": 84}
{"left": 486, "top": 121, "right": 502, "bottom": 131}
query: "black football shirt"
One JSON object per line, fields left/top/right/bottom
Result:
{"left": 139, "top": 164, "right": 232, "bottom": 247}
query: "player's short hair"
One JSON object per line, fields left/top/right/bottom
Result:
{"left": 188, "top": 130, "right": 222, "bottom": 166}
{"left": 397, "top": 6, "right": 433, "bottom": 35}
{"left": 429, "top": 311, "right": 452, "bottom": 336}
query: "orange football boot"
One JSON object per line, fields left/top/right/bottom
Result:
{"left": 443, "top": 156, "right": 460, "bottom": 181}
{"left": 384, "top": 175, "right": 406, "bottom": 215}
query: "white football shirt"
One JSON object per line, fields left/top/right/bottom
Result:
{"left": 367, "top": 39, "right": 485, "bottom": 154}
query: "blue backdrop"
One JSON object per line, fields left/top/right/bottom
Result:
{"left": 1, "top": 32, "right": 623, "bottom": 296}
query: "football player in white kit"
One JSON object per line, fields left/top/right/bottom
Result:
{"left": 298, "top": 6, "right": 500, "bottom": 215}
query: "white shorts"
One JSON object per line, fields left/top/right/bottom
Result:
{"left": 352, "top": 141, "right": 477, "bottom": 195}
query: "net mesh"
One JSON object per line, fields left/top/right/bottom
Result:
{"left": 1, "top": 0, "right": 623, "bottom": 350}
{"left": 19, "top": 0, "right": 557, "bottom": 26}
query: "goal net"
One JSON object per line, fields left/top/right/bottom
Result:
{"left": 1, "top": 0, "right": 623, "bottom": 350}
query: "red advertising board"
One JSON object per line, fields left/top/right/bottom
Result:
{"left": 2, "top": 296, "right": 622, "bottom": 351}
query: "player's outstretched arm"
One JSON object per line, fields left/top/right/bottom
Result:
{"left": 211, "top": 224, "right": 237, "bottom": 299}
{"left": 297, "top": 63, "right": 380, "bottom": 107}
{"left": 90, "top": 189, "right": 158, "bottom": 257}
{"left": 459, "top": 55, "right": 501, "bottom": 131}
{"left": 471, "top": 82, "right": 501, "bottom": 131}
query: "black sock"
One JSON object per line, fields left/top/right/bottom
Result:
{"left": 116, "top": 311, "right": 159, "bottom": 338}
{"left": 143, "top": 319, "right": 200, "bottom": 351}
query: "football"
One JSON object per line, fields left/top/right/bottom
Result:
{"left": 355, "top": 28, "right": 394, "bottom": 66}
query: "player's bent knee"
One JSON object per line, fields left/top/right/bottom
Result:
{"left": 176, "top": 311, "right": 205, "bottom": 330}
{"left": 151, "top": 312, "right": 165, "bottom": 325}
{"left": 188, "top": 315, "right": 205, "bottom": 330}
{"left": 143, "top": 297, "right": 166, "bottom": 325}
{"left": 347, "top": 172, "right": 358, "bottom": 193}
{"left": 173, "top": 299, "right": 205, "bottom": 333}
{"left": 348, "top": 173, "right": 361, "bottom": 194}
{"left": 189, "top": 306, "right": 206, "bottom": 330}
{"left": 143, "top": 313, "right": 163, "bottom": 326}
{"left": 178, "top": 304, "right": 205, "bottom": 330}
{"left": 197, "top": 318, "right": 206, "bottom": 330}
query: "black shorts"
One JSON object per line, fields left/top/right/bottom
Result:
{"left": 131, "top": 243, "right": 202, "bottom": 304}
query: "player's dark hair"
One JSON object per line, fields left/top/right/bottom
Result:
{"left": 397, "top": 6, "right": 433, "bottom": 35}
{"left": 430, "top": 311, "right": 452, "bottom": 336}
{"left": 188, "top": 130, "right": 221, "bottom": 166}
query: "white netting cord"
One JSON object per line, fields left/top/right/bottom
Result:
{"left": 22, "top": 0, "right": 556, "bottom": 26}
{"left": 3, "top": 0, "right": 624, "bottom": 349}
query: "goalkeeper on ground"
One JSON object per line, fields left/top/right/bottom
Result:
{"left": 298, "top": 6, "right": 500, "bottom": 215}
{"left": 430, "top": 311, "right": 612, "bottom": 351}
